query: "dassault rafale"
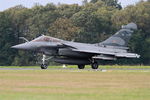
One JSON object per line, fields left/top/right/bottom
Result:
{"left": 12, "top": 23, "right": 140, "bottom": 69}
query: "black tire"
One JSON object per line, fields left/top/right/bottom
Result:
{"left": 78, "top": 65, "right": 85, "bottom": 69}
{"left": 91, "top": 62, "right": 98, "bottom": 69}
{"left": 41, "top": 64, "right": 48, "bottom": 69}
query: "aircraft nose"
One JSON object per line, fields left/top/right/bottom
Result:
{"left": 11, "top": 42, "right": 32, "bottom": 50}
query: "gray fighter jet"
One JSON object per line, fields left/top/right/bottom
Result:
{"left": 11, "top": 23, "right": 140, "bottom": 69}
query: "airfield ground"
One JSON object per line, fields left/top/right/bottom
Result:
{"left": 0, "top": 66, "right": 150, "bottom": 100}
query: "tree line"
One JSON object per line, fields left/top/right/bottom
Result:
{"left": 0, "top": 0, "right": 149, "bottom": 66}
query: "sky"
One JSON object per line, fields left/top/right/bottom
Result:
{"left": 0, "top": 0, "right": 144, "bottom": 11}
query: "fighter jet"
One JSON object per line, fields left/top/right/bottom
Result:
{"left": 11, "top": 23, "right": 140, "bottom": 69}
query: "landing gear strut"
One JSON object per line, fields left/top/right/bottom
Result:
{"left": 78, "top": 65, "right": 85, "bottom": 69}
{"left": 41, "top": 54, "right": 48, "bottom": 69}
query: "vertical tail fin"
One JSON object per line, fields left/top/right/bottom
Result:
{"left": 101, "top": 23, "right": 137, "bottom": 47}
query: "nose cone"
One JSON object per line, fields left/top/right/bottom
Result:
{"left": 11, "top": 42, "right": 32, "bottom": 50}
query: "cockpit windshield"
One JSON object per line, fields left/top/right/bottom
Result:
{"left": 32, "top": 35, "right": 62, "bottom": 42}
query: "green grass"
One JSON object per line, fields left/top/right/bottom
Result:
{"left": 0, "top": 69, "right": 150, "bottom": 100}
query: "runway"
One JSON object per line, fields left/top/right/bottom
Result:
{"left": 0, "top": 68, "right": 150, "bottom": 71}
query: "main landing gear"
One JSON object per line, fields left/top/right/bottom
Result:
{"left": 78, "top": 65, "right": 85, "bottom": 69}
{"left": 77, "top": 59, "right": 99, "bottom": 69}
{"left": 91, "top": 62, "right": 99, "bottom": 69}
{"left": 41, "top": 54, "right": 48, "bottom": 69}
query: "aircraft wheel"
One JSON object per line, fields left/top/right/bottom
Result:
{"left": 91, "top": 62, "right": 98, "bottom": 69}
{"left": 41, "top": 64, "right": 48, "bottom": 69}
{"left": 78, "top": 65, "right": 85, "bottom": 69}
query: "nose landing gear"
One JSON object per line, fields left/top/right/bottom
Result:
{"left": 41, "top": 54, "right": 48, "bottom": 69}
{"left": 41, "top": 64, "right": 48, "bottom": 69}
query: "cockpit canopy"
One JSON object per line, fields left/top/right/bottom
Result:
{"left": 32, "top": 35, "right": 62, "bottom": 42}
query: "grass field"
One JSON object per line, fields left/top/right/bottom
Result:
{"left": 0, "top": 66, "right": 150, "bottom": 100}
